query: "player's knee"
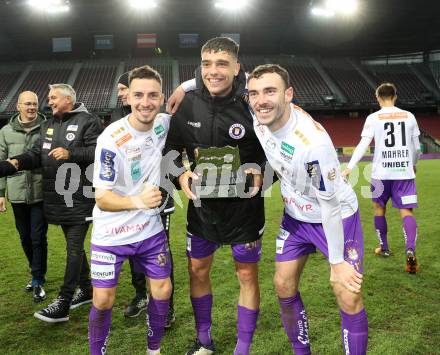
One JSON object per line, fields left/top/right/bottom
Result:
{"left": 337, "top": 291, "right": 363, "bottom": 314}
{"left": 188, "top": 263, "right": 210, "bottom": 282}
{"left": 373, "top": 204, "right": 385, "bottom": 216}
{"left": 273, "top": 273, "right": 297, "bottom": 296}
{"left": 236, "top": 267, "right": 257, "bottom": 284}
{"left": 151, "top": 279, "right": 172, "bottom": 299}
{"left": 93, "top": 293, "right": 114, "bottom": 310}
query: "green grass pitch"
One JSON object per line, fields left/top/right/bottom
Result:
{"left": 0, "top": 160, "right": 439, "bottom": 354}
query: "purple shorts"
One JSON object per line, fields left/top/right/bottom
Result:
{"left": 186, "top": 233, "right": 262, "bottom": 263}
{"left": 275, "top": 211, "right": 364, "bottom": 273}
{"left": 90, "top": 231, "right": 171, "bottom": 288}
{"left": 371, "top": 179, "right": 418, "bottom": 209}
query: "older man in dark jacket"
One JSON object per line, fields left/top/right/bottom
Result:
{"left": 0, "top": 83, "right": 102, "bottom": 323}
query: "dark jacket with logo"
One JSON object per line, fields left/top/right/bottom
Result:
{"left": 12, "top": 103, "right": 102, "bottom": 225}
{"left": 0, "top": 112, "right": 45, "bottom": 204}
{"left": 164, "top": 69, "right": 266, "bottom": 244}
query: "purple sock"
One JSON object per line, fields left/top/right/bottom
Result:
{"left": 340, "top": 308, "right": 368, "bottom": 355}
{"left": 403, "top": 216, "right": 417, "bottom": 252}
{"left": 147, "top": 297, "right": 170, "bottom": 351}
{"left": 191, "top": 294, "right": 213, "bottom": 346}
{"left": 278, "top": 293, "right": 311, "bottom": 355}
{"left": 234, "top": 305, "right": 259, "bottom": 355}
{"left": 374, "top": 216, "right": 389, "bottom": 251}
{"left": 88, "top": 305, "right": 112, "bottom": 355}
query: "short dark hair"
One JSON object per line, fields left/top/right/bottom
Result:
{"left": 129, "top": 65, "right": 162, "bottom": 87}
{"left": 376, "top": 83, "right": 397, "bottom": 99}
{"left": 248, "top": 64, "right": 291, "bottom": 89}
{"left": 201, "top": 37, "right": 239, "bottom": 59}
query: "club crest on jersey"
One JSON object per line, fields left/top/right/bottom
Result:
{"left": 346, "top": 247, "right": 359, "bottom": 262}
{"left": 265, "top": 138, "right": 276, "bottom": 150}
{"left": 229, "top": 123, "right": 245, "bottom": 139}
{"left": 157, "top": 253, "right": 168, "bottom": 267}
{"left": 66, "top": 132, "right": 75, "bottom": 141}
{"left": 327, "top": 168, "right": 336, "bottom": 181}
{"left": 145, "top": 137, "right": 153, "bottom": 147}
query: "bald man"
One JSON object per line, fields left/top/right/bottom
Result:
{"left": 0, "top": 91, "right": 48, "bottom": 302}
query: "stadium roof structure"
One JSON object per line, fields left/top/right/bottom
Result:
{"left": 0, "top": 0, "right": 439, "bottom": 60}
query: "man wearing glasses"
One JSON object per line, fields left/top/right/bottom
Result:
{"left": 0, "top": 91, "right": 48, "bottom": 303}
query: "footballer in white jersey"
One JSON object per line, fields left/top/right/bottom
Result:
{"left": 88, "top": 65, "right": 172, "bottom": 355}
{"left": 248, "top": 64, "right": 368, "bottom": 355}
{"left": 92, "top": 113, "right": 169, "bottom": 246}
{"left": 344, "top": 83, "right": 420, "bottom": 274}
{"left": 353, "top": 106, "right": 420, "bottom": 180}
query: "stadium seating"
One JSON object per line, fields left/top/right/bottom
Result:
{"left": 125, "top": 58, "right": 174, "bottom": 99}
{"left": 418, "top": 115, "right": 440, "bottom": 140}
{"left": 429, "top": 61, "right": 440, "bottom": 87}
{"left": 0, "top": 56, "right": 439, "bottom": 114}
{"left": 315, "top": 115, "right": 365, "bottom": 147}
{"left": 74, "top": 62, "right": 117, "bottom": 111}
{"left": 280, "top": 57, "right": 333, "bottom": 106}
{"left": 178, "top": 57, "right": 199, "bottom": 83}
{"left": 323, "top": 59, "right": 376, "bottom": 105}
{"left": 0, "top": 71, "right": 21, "bottom": 107}
{"left": 366, "top": 64, "right": 427, "bottom": 104}
{"left": 239, "top": 55, "right": 267, "bottom": 72}
{"left": 5, "top": 65, "right": 72, "bottom": 113}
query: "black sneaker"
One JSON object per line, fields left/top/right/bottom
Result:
{"left": 124, "top": 294, "right": 149, "bottom": 318}
{"left": 165, "top": 307, "right": 175, "bottom": 329}
{"left": 33, "top": 285, "right": 46, "bottom": 303}
{"left": 25, "top": 280, "right": 33, "bottom": 292}
{"left": 70, "top": 288, "right": 92, "bottom": 310}
{"left": 185, "top": 340, "right": 215, "bottom": 355}
{"left": 34, "top": 296, "right": 70, "bottom": 323}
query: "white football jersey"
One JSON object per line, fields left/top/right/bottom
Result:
{"left": 254, "top": 104, "right": 358, "bottom": 223}
{"left": 362, "top": 106, "right": 420, "bottom": 180}
{"left": 91, "top": 114, "right": 170, "bottom": 246}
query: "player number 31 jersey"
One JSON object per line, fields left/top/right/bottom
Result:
{"left": 361, "top": 106, "right": 420, "bottom": 180}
